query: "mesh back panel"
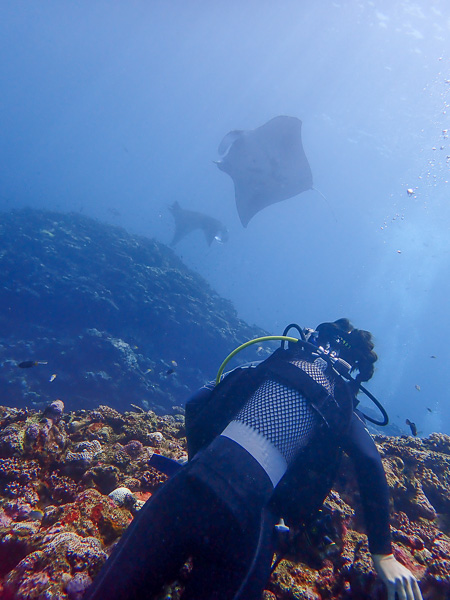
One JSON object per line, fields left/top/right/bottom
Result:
{"left": 232, "top": 357, "right": 334, "bottom": 465}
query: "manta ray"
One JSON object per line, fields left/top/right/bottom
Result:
{"left": 215, "top": 115, "right": 313, "bottom": 227}
{"left": 169, "top": 201, "right": 229, "bottom": 246}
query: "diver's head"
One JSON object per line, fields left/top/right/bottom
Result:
{"left": 314, "top": 318, "right": 377, "bottom": 382}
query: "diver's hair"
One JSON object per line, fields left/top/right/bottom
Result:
{"left": 316, "top": 318, "right": 378, "bottom": 382}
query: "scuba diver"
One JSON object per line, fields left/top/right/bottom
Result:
{"left": 84, "top": 318, "right": 423, "bottom": 600}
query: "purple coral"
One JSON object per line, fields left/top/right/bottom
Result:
{"left": 47, "top": 472, "right": 78, "bottom": 504}
{"left": 0, "top": 458, "right": 41, "bottom": 503}
{"left": 0, "top": 424, "right": 22, "bottom": 457}
{"left": 43, "top": 399, "right": 65, "bottom": 423}
{"left": 123, "top": 439, "right": 144, "bottom": 458}
{"left": 65, "top": 440, "right": 102, "bottom": 467}
{"left": 47, "top": 531, "right": 107, "bottom": 570}
{"left": 65, "top": 572, "right": 93, "bottom": 600}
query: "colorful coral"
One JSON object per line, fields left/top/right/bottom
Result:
{"left": 0, "top": 401, "right": 449, "bottom": 599}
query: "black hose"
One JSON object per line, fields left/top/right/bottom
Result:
{"left": 281, "top": 323, "right": 306, "bottom": 345}
{"left": 280, "top": 323, "right": 389, "bottom": 426}
{"left": 232, "top": 507, "right": 277, "bottom": 600}
{"left": 359, "top": 385, "right": 389, "bottom": 426}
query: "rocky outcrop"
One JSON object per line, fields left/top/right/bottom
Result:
{"left": 0, "top": 209, "right": 269, "bottom": 414}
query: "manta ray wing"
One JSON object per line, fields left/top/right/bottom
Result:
{"left": 169, "top": 202, "right": 196, "bottom": 245}
{"left": 216, "top": 116, "right": 313, "bottom": 227}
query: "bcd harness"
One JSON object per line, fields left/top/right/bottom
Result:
{"left": 185, "top": 343, "right": 355, "bottom": 462}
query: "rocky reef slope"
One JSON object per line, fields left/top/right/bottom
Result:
{"left": 0, "top": 209, "right": 268, "bottom": 414}
{"left": 0, "top": 402, "right": 449, "bottom": 600}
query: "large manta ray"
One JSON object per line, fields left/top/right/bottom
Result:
{"left": 215, "top": 115, "right": 313, "bottom": 227}
{"left": 169, "top": 201, "right": 229, "bottom": 246}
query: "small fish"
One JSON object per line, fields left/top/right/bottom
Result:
{"left": 18, "top": 360, "right": 48, "bottom": 369}
{"left": 164, "top": 361, "right": 178, "bottom": 376}
{"left": 415, "top": 384, "right": 421, "bottom": 391}
{"left": 49, "top": 374, "right": 57, "bottom": 382}
{"left": 406, "top": 419, "right": 417, "bottom": 436}
{"left": 430, "top": 355, "right": 437, "bottom": 359}
{"left": 28, "top": 509, "right": 44, "bottom": 521}
{"left": 427, "top": 407, "right": 433, "bottom": 413}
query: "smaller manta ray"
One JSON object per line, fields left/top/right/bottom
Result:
{"left": 215, "top": 115, "right": 313, "bottom": 227}
{"left": 169, "top": 201, "right": 229, "bottom": 246}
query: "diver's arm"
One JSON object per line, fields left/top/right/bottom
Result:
{"left": 342, "top": 412, "right": 392, "bottom": 554}
{"left": 343, "top": 414, "right": 423, "bottom": 600}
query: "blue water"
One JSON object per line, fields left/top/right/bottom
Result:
{"left": 1, "top": 1, "right": 449, "bottom": 435}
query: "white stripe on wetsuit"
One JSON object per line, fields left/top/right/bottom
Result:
{"left": 221, "top": 420, "right": 287, "bottom": 486}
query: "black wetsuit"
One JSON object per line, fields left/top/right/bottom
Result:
{"left": 85, "top": 358, "right": 392, "bottom": 600}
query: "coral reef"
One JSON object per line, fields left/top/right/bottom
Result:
{"left": 0, "top": 208, "right": 270, "bottom": 414}
{"left": 0, "top": 400, "right": 449, "bottom": 599}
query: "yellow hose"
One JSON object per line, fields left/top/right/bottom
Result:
{"left": 215, "top": 336, "right": 298, "bottom": 384}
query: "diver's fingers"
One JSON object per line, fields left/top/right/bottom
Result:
{"left": 396, "top": 575, "right": 421, "bottom": 600}
{"left": 404, "top": 578, "right": 414, "bottom": 600}
{"left": 395, "top": 578, "right": 407, "bottom": 600}
{"left": 411, "top": 578, "right": 423, "bottom": 600}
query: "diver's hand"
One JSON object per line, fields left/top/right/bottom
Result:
{"left": 371, "top": 554, "right": 423, "bottom": 600}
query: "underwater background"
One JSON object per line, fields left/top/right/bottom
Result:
{"left": 1, "top": 1, "right": 450, "bottom": 436}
